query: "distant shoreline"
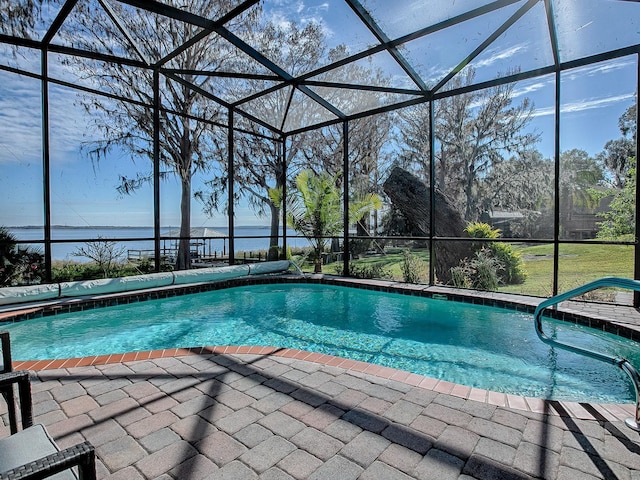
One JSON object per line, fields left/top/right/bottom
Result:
{"left": 9, "top": 225, "right": 272, "bottom": 230}
{"left": 7, "top": 225, "right": 307, "bottom": 261}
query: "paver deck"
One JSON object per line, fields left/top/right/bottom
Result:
{"left": 1, "top": 346, "right": 639, "bottom": 480}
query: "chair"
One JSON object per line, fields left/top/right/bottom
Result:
{"left": 1, "top": 331, "right": 17, "bottom": 434}
{"left": 0, "top": 331, "right": 96, "bottom": 480}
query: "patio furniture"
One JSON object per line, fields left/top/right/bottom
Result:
{"left": 0, "top": 332, "right": 96, "bottom": 480}
{"left": 1, "top": 331, "right": 17, "bottom": 435}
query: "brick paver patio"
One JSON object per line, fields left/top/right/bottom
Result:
{"left": 3, "top": 346, "right": 640, "bottom": 480}
{"left": 3, "top": 277, "right": 640, "bottom": 479}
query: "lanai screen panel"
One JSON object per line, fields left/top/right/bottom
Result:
{"left": 0, "top": 0, "right": 638, "bottom": 289}
{"left": 1, "top": 0, "right": 639, "bottom": 133}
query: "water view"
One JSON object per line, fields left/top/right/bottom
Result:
{"left": 8, "top": 226, "right": 310, "bottom": 261}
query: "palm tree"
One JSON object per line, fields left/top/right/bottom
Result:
{"left": 0, "top": 227, "right": 44, "bottom": 286}
{"left": 0, "top": 227, "right": 18, "bottom": 286}
{"left": 270, "top": 170, "right": 382, "bottom": 273}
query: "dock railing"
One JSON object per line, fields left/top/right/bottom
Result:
{"left": 533, "top": 277, "right": 640, "bottom": 431}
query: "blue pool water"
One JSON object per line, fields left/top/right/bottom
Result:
{"left": 2, "top": 283, "right": 639, "bottom": 403}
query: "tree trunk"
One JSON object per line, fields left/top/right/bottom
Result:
{"left": 382, "top": 167, "right": 474, "bottom": 284}
{"left": 314, "top": 242, "right": 323, "bottom": 273}
{"left": 175, "top": 174, "right": 191, "bottom": 270}
{"left": 268, "top": 202, "right": 280, "bottom": 260}
{"left": 464, "top": 166, "right": 475, "bottom": 221}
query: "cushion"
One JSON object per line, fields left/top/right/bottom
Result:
{"left": 0, "top": 424, "right": 78, "bottom": 479}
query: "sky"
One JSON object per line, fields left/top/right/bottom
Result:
{"left": 0, "top": 0, "right": 638, "bottom": 228}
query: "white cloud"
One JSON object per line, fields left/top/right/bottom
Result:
{"left": 531, "top": 93, "right": 636, "bottom": 118}
{"left": 511, "top": 80, "right": 552, "bottom": 98}
{"left": 474, "top": 44, "right": 528, "bottom": 69}
{"left": 0, "top": 75, "right": 43, "bottom": 165}
{"left": 563, "top": 59, "right": 635, "bottom": 81}
{"left": 0, "top": 66, "right": 95, "bottom": 167}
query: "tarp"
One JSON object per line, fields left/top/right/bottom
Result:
{"left": 0, "top": 284, "right": 59, "bottom": 306}
{"left": 59, "top": 272, "right": 174, "bottom": 298}
{"left": 0, "top": 261, "right": 291, "bottom": 306}
{"left": 172, "top": 265, "right": 250, "bottom": 285}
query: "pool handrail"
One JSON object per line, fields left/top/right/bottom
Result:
{"left": 533, "top": 277, "right": 640, "bottom": 431}
{"left": 289, "top": 259, "right": 305, "bottom": 276}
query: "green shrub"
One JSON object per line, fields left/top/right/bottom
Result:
{"left": 472, "top": 250, "right": 501, "bottom": 290}
{"left": 450, "top": 265, "right": 472, "bottom": 289}
{"left": 451, "top": 249, "right": 502, "bottom": 291}
{"left": 135, "top": 258, "right": 155, "bottom": 274}
{"left": 51, "top": 258, "right": 174, "bottom": 282}
{"left": 402, "top": 249, "right": 428, "bottom": 284}
{"left": 337, "top": 262, "right": 390, "bottom": 279}
{"left": 51, "top": 262, "right": 102, "bottom": 282}
{"left": 491, "top": 242, "right": 526, "bottom": 284}
{"left": 465, "top": 222, "right": 501, "bottom": 240}
{"left": 463, "top": 222, "right": 526, "bottom": 285}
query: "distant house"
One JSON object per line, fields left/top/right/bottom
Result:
{"left": 483, "top": 210, "right": 525, "bottom": 237}
{"left": 483, "top": 195, "right": 614, "bottom": 240}
{"left": 562, "top": 195, "right": 613, "bottom": 240}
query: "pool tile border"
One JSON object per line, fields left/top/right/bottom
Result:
{"left": 2, "top": 274, "right": 638, "bottom": 341}
{"left": 11, "top": 345, "right": 635, "bottom": 425}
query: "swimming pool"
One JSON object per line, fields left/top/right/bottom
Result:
{"left": 2, "top": 283, "right": 638, "bottom": 403}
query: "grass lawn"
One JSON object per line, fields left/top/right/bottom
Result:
{"left": 303, "top": 243, "right": 633, "bottom": 299}
{"left": 500, "top": 243, "right": 634, "bottom": 297}
{"left": 325, "top": 248, "right": 429, "bottom": 279}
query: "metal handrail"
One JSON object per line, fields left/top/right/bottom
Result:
{"left": 533, "top": 277, "right": 640, "bottom": 431}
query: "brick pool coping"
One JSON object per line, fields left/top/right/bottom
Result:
{"left": 3, "top": 274, "right": 639, "bottom": 425}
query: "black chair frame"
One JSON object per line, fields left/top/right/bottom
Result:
{"left": 0, "top": 332, "right": 96, "bottom": 480}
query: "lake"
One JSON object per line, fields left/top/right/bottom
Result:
{"left": 7, "top": 226, "right": 311, "bottom": 261}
